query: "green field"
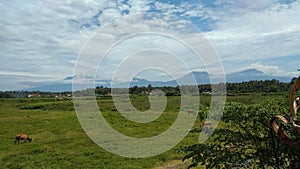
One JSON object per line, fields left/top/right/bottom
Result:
{"left": 0, "top": 94, "right": 289, "bottom": 168}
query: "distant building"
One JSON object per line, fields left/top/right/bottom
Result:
{"left": 55, "top": 93, "right": 72, "bottom": 98}
{"left": 27, "top": 94, "right": 41, "bottom": 98}
{"left": 149, "top": 89, "right": 165, "bottom": 96}
{"left": 202, "top": 91, "right": 212, "bottom": 95}
{"left": 141, "top": 91, "right": 149, "bottom": 95}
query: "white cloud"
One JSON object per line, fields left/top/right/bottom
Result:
{"left": 0, "top": 71, "right": 56, "bottom": 78}
{"left": 1, "top": 0, "right": 299, "bottom": 90}
{"left": 205, "top": 1, "right": 300, "bottom": 62}
{"left": 153, "top": 1, "right": 215, "bottom": 21}
{"left": 214, "top": 0, "right": 281, "bottom": 10}
{"left": 77, "top": 14, "right": 220, "bottom": 84}
{"left": 248, "top": 63, "right": 299, "bottom": 77}
{"left": 98, "top": 8, "right": 122, "bottom": 26}
{"left": 127, "top": 0, "right": 152, "bottom": 14}
{"left": 0, "top": 0, "right": 131, "bottom": 90}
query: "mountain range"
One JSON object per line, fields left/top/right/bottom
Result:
{"left": 24, "top": 69, "right": 293, "bottom": 92}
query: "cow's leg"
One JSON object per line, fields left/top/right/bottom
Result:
{"left": 17, "top": 138, "right": 20, "bottom": 144}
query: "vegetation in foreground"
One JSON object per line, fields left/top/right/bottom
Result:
{"left": 0, "top": 90, "right": 299, "bottom": 168}
{"left": 180, "top": 100, "right": 300, "bottom": 168}
{"left": 0, "top": 96, "right": 199, "bottom": 169}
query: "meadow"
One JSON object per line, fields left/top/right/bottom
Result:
{"left": 0, "top": 93, "right": 289, "bottom": 168}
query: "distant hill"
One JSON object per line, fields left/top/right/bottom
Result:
{"left": 173, "top": 71, "right": 210, "bottom": 85}
{"left": 113, "top": 72, "right": 210, "bottom": 87}
{"left": 25, "top": 83, "right": 89, "bottom": 92}
{"left": 24, "top": 69, "right": 293, "bottom": 92}
{"left": 115, "top": 78, "right": 177, "bottom": 88}
{"left": 227, "top": 69, "right": 292, "bottom": 83}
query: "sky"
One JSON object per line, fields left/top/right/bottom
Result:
{"left": 1, "top": 0, "right": 300, "bottom": 91}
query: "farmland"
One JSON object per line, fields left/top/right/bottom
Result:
{"left": 0, "top": 92, "right": 297, "bottom": 168}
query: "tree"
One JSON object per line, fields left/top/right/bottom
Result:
{"left": 180, "top": 100, "right": 300, "bottom": 168}
{"left": 0, "top": 92, "right": 13, "bottom": 98}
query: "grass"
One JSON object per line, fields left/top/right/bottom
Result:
{"left": 0, "top": 97, "right": 198, "bottom": 168}
{"left": 0, "top": 94, "right": 284, "bottom": 168}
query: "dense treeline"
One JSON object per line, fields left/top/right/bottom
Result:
{"left": 0, "top": 91, "right": 30, "bottom": 98}
{"left": 0, "top": 91, "right": 71, "bottom": 98}
{"left": 226, "top": 79, "right": 292, "bottom": 93}
{"left": 200, "top": 79, "right": 294, "bottom": 94}
{"left": 0, "top": 78, "right": 296, "bottom": 98}
{"left": 128, "top": 85, "right": 181, "bottom": 96}
{"left": 127, "top": 79, "right": 294, "bottom": 95}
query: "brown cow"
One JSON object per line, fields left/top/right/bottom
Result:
{"left": 14, "top": 134, "right": 32, "bottom": 144}
{"left": 200, "top": 121, "right": 212, "bottom": 128}
{"left": 187, "top": 110, "right": 196, "bottom": 115}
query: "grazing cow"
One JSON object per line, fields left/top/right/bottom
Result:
{"left": 200, "top": 121, "right": 212, "bottom": 128}
{"left": 14, "top": 134, "right": 32, "bottom": 144}
{"left": 187, "top": 110, "right": 195, "bottom": 115}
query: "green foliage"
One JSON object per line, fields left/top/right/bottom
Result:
{"left": 226, "top": 79, "right": 291, "bottom": 93}
{"left": 19, "top": 100, "right": 74, "bottom": 111}
{"left": 180, "top": 100, "right": 300, "bottom": 168}
{"left": 128, "top": 85, "right": 181, "bottom": 96}
{"left": 95, "top": 86, "right": 111, "bottom": 95}
{"left": 2, "top": 92, "right": 300, "bottom": 168}
{"left": 0, "top": 91, "right": 72, "bottom": 98}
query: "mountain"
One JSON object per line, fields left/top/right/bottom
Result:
{"left": 115, "top": 78, "right": 177, "bottom": 88}
{"left": 24, "top": 83, "right": 88, "bottom": 92}
{"left": 23, "top": 69, "right": 293, "bottom": 92}
{"left": 175, "top": 71, "right": 210, "bottom": 85}
{"left": 116, "top": 72, "right": 210, "bottom": 87}
{"left": 63, "top": 75, "right": 94, "bottom": 80}
{"left": 63, "top": 77, "right": 74, "bottom": 81}
{"left": 227, "top": 69, "right": 292, "bottom": 83}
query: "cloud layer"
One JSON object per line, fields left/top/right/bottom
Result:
{"left": 1, "top": 0, "right": 299, "bottom": 90}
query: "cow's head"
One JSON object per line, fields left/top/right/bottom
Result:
{"left": 27, "top": 137, "right": 32, "bottom": 142}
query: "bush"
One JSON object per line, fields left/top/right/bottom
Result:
{"left": 180, "top": 100, "right": 300, "bottom": 168}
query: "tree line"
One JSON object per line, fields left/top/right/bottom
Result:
{"left": 0, "top": 78, "right": 296, "bottom": 98}
{"left": 127, "top": 79, "right": 295, "bottom": 95}
{"left": 0, "top": 91, "right": 71, "bottom": 98}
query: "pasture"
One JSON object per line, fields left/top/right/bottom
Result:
{"left": 0, "top": 94, "right": 284, "bottom": 168}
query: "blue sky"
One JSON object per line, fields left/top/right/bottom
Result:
{"left": 0, "top": 0, "right": 300, "bottom": 91}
